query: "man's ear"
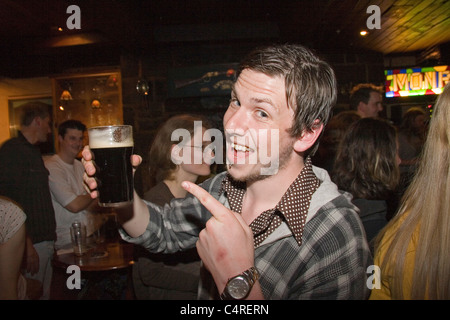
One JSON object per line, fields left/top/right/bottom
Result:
{"left": 357, "top": 101, "right": 366, "bottom": 113}
{"left": 293, "top": 121, "right": 324, "bottom": 153}
{"left": 31, "top": 116, "right": 41, "bottom": 127}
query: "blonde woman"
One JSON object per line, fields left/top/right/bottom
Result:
{"left": 370, "top": 82, "right": 450, "bottom": 300}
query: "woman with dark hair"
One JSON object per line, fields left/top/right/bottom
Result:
{"left": 134, "top": 114, "right": 213, "bottom": 299}
{"left": 313, "top": 110, "right": 361, "bottom": 173}
{"left": 144, "top": 114, "right": 213, "bottom": 199}
{"left": 332, "top": 117, "right": 400, "bottom": 246}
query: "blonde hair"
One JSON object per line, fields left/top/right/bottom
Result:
{"left": 373, "top": 82, "right": 450, "bottom": 299}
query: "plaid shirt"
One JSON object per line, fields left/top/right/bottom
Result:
{"left": 122, "top": 167, "right": 371, "bottom": 300}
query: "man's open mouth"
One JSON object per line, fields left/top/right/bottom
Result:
{"left": 231, "top": 142, "right": 253, "bottom": 152}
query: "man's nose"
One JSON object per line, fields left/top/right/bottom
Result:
{"left": 225, "top": 108, "right": 249, "bottom": 133}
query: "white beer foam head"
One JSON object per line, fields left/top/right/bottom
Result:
{"left": 88, "top": 126, "right": 134, "bottom": 148}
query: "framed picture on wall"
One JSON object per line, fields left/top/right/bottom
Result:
{"left": 8, "top": 95, "right": 54, "bottom": 155}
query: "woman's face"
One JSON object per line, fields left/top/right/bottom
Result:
{"left": 179, "top": 126, "right": 212, "bottom": 177}
{"left": 413, "top": 114, "right": 427, "bottom": 133}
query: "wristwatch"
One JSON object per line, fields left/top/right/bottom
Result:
{"left": 220, "top": 266, "right": 260, "bottom": 300}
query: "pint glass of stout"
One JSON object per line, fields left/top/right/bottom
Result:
{"left": 88, "top": 125, "right": 134, "bottom": 207}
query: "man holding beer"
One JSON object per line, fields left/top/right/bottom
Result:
{"left": 82, "top": 44, "right": 371, "bottom": 300}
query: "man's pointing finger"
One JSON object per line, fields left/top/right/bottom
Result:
{"left": 182, "top": 181, "right": 227, "bottom": 221}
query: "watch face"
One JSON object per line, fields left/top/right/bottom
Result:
{"left": 227, "top": 276, "right": 250, "bottom": 299}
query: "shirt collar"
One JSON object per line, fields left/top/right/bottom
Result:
{"left": 220, "top": 157, "right": 320, "bottom": 246}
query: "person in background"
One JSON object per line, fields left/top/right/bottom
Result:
{"left": 350, "top": 83, "right": 384, "bottom": 118}
{"left": 0, "top": 196, "right": 27, "bottom": 300}
{"left": 0, "top": 101, "right": 56, "bottom": 300}
{"left": 370, "top": 82, "right": 450, "bottom": 300}
{"left": 44, "top": 120, "right": 95, "bottom": 250}
{"left": 397, "top": 107, "right": 428, "bottom": 196}
{"left": 134, "top": 114, "right": 213, "bottom": 300}
{"left": 83, "top": 44, "right": 371, "bottom": 300}
{"left": 313, "top": 110, "right": 361, "bottom": 173}
{"left": 332, "top": 118, "right": 400, "bottom": 248}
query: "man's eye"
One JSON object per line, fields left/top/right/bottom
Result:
{"left": 256, "top": 110, "right": 268, "bottom": 118}
{"left": 230, "top": 98, "right": 240, "bottom": 107}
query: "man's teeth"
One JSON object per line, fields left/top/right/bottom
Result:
{"left": 231, "top": 143, "right": 251, "bottom": 152}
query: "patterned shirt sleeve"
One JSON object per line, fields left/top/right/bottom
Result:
{"left": 119, "top": 174, "right": 224, "bottom": 253}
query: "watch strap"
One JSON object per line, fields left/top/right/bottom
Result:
{"left": 243, "top": 266, "right": 260, "bottom": 286}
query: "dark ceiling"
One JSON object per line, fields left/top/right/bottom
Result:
{"left": 1, "top": 0, "right": 449, "bottom": 78}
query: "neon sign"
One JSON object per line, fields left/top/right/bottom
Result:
{"left": 385, "top": 65, "right": 449, "bottom": 97}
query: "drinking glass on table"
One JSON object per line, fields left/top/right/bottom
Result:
{"left": 93, "top": 222, "right": 106, "bottom": 244}
{"left": 70, "top": 221, "right": 87, "bottom": 256}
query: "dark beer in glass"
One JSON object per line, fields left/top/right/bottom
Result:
{"left": 88, "top": 125, "right": 134, "bottom": 207}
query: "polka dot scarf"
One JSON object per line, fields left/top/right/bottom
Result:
{"left": 220, "top": 157, "right": 320, "bottom": 247}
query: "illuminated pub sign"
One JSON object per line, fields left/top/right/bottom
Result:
{"left": 385, "top": 65, "right": 449, "bottom": 97}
